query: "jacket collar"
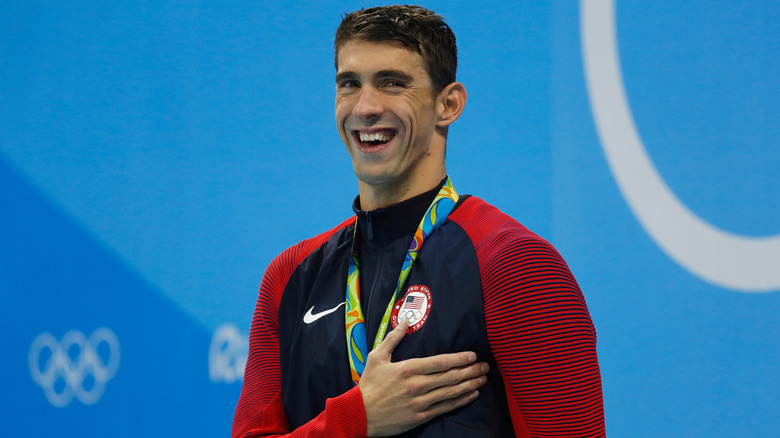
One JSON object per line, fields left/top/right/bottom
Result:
{"left": 352, "top": 177, "right": 447, "bottom": 242}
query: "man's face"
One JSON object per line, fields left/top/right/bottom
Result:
{"left": 335, "top": 39, "right": 440, "bottom": 193}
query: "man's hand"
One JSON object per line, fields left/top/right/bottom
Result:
{"left": 358, "top": 319, "right": 489, "bottom": 437}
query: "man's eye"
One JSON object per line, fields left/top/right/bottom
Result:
{"left": 338, "top": 80, "right": 360, "bottom": 89}
{"left": 385, "top": 81, "right": 405, "bottom": 88}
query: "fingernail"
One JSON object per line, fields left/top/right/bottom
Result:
{"left": 481, "top": 363, "right": 489, "bottom": 373}
{"left": 468, "top": 352, "right": 477, "bottom": 362}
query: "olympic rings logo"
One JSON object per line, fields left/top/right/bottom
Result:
{"left": 28, "top": 328, "right": 120, "bottom": 407}
{"left": 397, "top": 310, "right": 423, "bottom": 324}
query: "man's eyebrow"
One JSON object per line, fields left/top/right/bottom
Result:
{"left": 335, "top": 70, "right": 414, "bottom": 84}
{"left": 375, "top": 70, "right": 413, "bottom": 83}
{"left": 335, "top": 71, "right": 358, "bottom": 83}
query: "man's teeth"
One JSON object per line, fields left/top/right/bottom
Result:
{"left": 359, "top": 132, "right": 391, "bottom": 142}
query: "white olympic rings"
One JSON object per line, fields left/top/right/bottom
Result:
{"left": 581, "top": 0, "right": 780, "bottom": 292}
{"left": 398, "top": 310, "right": 423, "bottom": 324}
{"left": 28, "top": 328, "right": 120, "bottom": 407}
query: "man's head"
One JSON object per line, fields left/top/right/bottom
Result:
{"left": 335, "top": 5, "right": 457, "bottom": 96}
{"left": 334, "top": 5, "right": 466, "bottom": 210}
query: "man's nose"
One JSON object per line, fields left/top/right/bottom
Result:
{"left": 353, "top": 86, "right": 383, "bottom": 119}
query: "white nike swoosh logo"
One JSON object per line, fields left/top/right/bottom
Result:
{"left": 303, "top": 302, "right": 346, "bottom": 324}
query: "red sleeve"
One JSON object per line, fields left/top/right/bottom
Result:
{"left": 450, "top": 197, "right": 606, "bottom": 438}
{"left": 231, "top": 218, "right": 368, "bottom": 438}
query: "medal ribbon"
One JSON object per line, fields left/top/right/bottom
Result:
{"left": 345, "top": 177, "right": 459, "bottom": 384}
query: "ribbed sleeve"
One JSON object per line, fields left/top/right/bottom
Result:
{"left": 449, "top": 197, "right": 605, "bottom": 437}
{"left": 231, "top": 217, "right": 367, "bottom": 438}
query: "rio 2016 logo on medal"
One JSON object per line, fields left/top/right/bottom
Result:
{"left": 391, "top": 285, "right": 432, "bottom": 333}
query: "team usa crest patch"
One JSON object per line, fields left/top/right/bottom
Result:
{"left": 391, "top": 285, "right": 432, "bottom": 333}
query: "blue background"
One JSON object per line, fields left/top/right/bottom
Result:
{"left": 2, "top": 1, "right": 778, "bottom": 436}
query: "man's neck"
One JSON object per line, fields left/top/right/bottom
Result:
{"left": 357, "top": 170, "right": 446, "bottom": 211}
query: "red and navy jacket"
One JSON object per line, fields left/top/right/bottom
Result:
{"left": 232, "top": 183, "right": 605, "bottom": 437}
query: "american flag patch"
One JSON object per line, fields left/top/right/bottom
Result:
{"left": 392, "top": 285, "right": 432, "bottom": 334}
{"left": 405, "top": 295, "right": 423, "bottom": 310}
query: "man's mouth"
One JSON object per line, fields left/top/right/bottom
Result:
{"left": 353, "top": 129, "right": 396, "bottom": 149}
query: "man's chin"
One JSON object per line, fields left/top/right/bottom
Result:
{"left": 354, "top": 167, "right": 406, "bottom": 189}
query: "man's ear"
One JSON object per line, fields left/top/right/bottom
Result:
{"left": 436, "top": 82, "right": 467, "bottom": 127}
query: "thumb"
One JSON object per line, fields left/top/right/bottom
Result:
{"left": 376, "top": 318, "right": 409, "bottom": 357}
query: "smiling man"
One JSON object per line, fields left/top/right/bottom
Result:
{"left": 232, "top": 6, "right": 605, "bottom": 438}
{"left": 334, "top": 36, "right": 461, "bottom": 210}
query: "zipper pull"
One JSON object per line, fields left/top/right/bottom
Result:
{"left": 366, "top": 211, "right": 374, "bottom": 240}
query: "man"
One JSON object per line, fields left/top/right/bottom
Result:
{"left": 233, "top": 5, "right": 604, "bottom": 437}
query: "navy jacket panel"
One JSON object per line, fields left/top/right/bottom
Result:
{"left": 278, "top": 183, "right": 514, "bottom": 437}
{"left": 278, "top": 225, "right": 355, "bottom": 426}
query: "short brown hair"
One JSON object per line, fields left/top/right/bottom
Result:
{"left": 335, "top": 5, "right": 458, "bottom": 95}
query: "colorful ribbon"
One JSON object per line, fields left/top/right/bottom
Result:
{"left": 345, "top": 178, "right": 459, "bottom": 384}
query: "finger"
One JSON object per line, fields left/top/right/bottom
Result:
{"left": 406, "top": 351, "right": 479, "bottom": 375}
{"left": 422, "top": 373, "right": 487, "bottom": 411}
{"left": 422, "top": 388, "right": 481, "bottom": 422}
{"left": 409, "top": 361, "right": 488, "bottom": 395}
{"left": 431, "top": 362, "right": 489, "bottom": 390}
{"left": 375, "top": 317, "right": 410, "bottom": 356}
